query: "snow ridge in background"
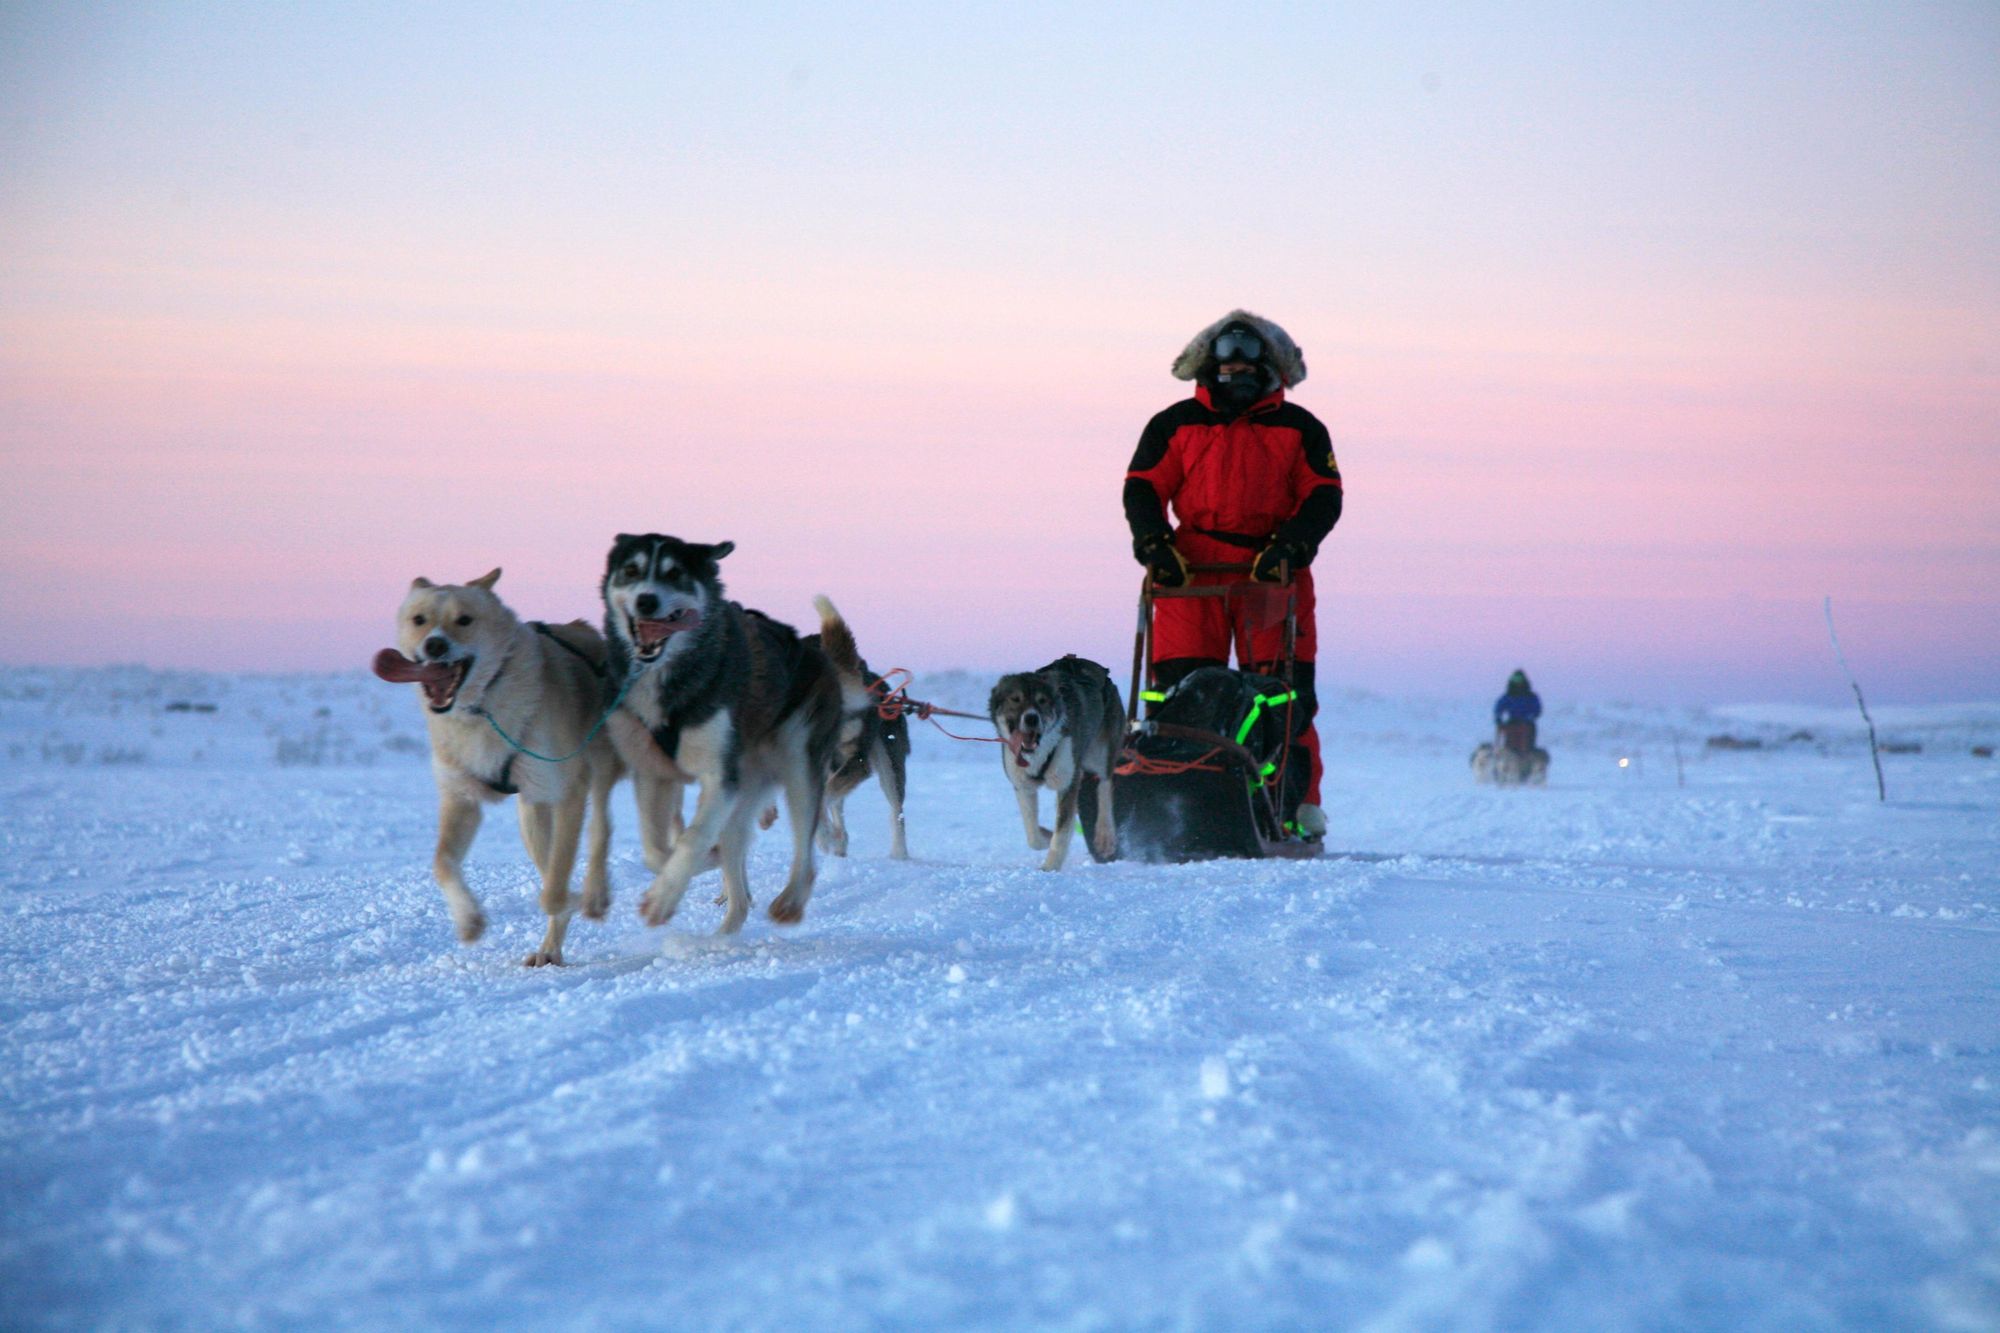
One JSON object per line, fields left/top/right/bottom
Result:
{"left": 2, "top": 667, "right": 1996, "bottom": 1329}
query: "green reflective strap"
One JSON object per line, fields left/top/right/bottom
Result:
{"left": 1233, "top": 689, "right": 1298, "bottom": 746}
{"left": 1139, "top": 690, "right": 1167, "bottom": 703}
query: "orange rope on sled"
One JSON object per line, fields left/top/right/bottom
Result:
{"left": 1115, "top": 745, "right": 1226, "bottom": 777}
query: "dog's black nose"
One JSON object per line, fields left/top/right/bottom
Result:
{"left": 635, "top": 592, "right": 660, "bottom": 617}
{"left": 1022, "top": 710, "right": 1039, "bottom": 729}
{"left": 423, "top": 636, "right": 449, "bottom": 659}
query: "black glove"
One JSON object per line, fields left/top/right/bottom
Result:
{"left": 1137, "top": 533, "right": 1190, "bottom": 589}
{"left": 1252, "top": 538, "right": 1307, "bottom": 584}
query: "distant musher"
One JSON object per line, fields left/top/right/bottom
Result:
{"left": 1122, "top": 310, "right": 1343, "bottom": 839}
{"left": 1494, "top": 669, "right": 1542, "bottom": 753}
{"left": 1474, "top": 669, "right": 1549, "bottom": 785}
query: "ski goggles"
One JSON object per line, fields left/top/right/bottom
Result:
{"left": 1210, "top": 328, "right": 1264, "bottom": 363}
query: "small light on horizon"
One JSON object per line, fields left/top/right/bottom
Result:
{"left": 1618, "top": 757, "right": 1631, "bottom": 768}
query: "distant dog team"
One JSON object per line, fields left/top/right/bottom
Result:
{"left": 1471, "top": 731, "right": 1550, "bottom": 786}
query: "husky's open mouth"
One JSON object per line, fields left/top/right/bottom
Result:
{"left": 371, "top": 649, "right": 472, "bottom": 713}
{"left": 422, "top": 659, "right": 472, "bottom": 712}
{"left": 630, "top": 607, "right": 702, "bottom": 661}
{"left": 1011, "top": 725, "right": 1042, "bottom": 766}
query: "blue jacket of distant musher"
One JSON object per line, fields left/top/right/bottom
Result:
{"left": 1494, "top": 690, "right": 1542, "bottom": 725}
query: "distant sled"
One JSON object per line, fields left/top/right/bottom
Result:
{"left": 1079, "top": 563, "right": 1321, "bottom": 863}
{"left": 1472, "top": 722, "right": 1549, "bottom": 786}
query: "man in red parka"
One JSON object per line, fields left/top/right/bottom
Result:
{"left": 1122, "top": 310, "right": 1342, "bottom": 839}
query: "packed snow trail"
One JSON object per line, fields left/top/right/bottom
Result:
{"left": 2, "top": 669, "right": 1996, "bottom": 1329}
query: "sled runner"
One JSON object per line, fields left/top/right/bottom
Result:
{"left": 1079, "top": 563, "right": 1321, "bottom": 863}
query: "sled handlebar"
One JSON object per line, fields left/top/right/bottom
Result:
{"left": 1147, "top": 561, "right": 1291, "bottom": 597}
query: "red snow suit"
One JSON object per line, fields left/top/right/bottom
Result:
{"left": 1123, "top": 383, "right": 1343, "bottom": 803}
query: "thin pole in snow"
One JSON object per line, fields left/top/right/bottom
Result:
{"left": 1823, "top": 596, "right": 1886, "bottom": 802}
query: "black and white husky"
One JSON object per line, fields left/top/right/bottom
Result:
{"left": 988, "top": 655, "right": 1125, "bottom": 869}
{"left": 600, "top": 534, "right": 866, "bottom": 932}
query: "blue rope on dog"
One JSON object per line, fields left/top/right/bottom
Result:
{"left": 474, "top": 672, "right": 635, "bottom": 765}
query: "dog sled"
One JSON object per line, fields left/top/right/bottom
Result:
{"left": 1079, "top": 563, "right": 1320, "bottom": 863}
{"left": 1471, "top": 722, "right": 1549, "bottom": 786}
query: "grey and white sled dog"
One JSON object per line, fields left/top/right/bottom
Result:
{"left": 371, "top": 568, "right": 623, "bottom": 966}
{"left": 600, "top": 534, "right": 868, "bottom": 932}
{"left": 806, "top": 625, "right": 911, "bottom": 861}
{"left": 987, "top": 655, "right": 1125, "bottom": 870}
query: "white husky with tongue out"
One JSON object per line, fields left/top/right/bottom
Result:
{"left": 372, "top": 568, "right": 625, "bottom": 966}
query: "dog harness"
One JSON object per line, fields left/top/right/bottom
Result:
{"left": 465, "top": 622, "right": 612, "bottom": 792}
{"left": 530, "top": 621, "right": 607, "bottom": 678}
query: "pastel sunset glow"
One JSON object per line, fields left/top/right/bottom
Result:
{"left": 3, "top": 3, "right": 1995, "bottom": 701}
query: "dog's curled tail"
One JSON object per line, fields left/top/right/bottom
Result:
{"left": 813, "top": 595, "right": 860, "bottom": 674}
{"left": 813, "top": 595, "right": 873, "bottom": 716}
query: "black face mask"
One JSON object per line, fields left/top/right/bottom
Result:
{"left": 1208, "top": 368, "right": 1268, "bottom": 415}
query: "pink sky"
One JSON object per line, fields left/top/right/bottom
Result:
{"left": 3, "top": 4, "right": 1996, "bottom": 702}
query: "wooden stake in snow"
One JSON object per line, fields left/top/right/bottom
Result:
{"left": 1823, "top": 597, "right": 1886, "bottom": 802}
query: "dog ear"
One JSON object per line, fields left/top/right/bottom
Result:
{"left": 706, "top": 540, "right": 735, "bottom": 563}
{"left": 470, "top": 568, "right": 501, "bottom": 590}
{"left": 410, "top": 576, "right": 434, "bottom": 590}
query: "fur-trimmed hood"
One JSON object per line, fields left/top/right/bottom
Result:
{"left": 1171, "top": 309, "right": 1307, "bottom": 388}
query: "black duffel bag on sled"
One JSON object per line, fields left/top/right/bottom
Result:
{"left": 1080, "top": 665, "right": 1313, "bottom": 863}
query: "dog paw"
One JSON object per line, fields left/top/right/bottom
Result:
{"left": 638, "top": 891, "right": 676, "bottom": 927}
{"left": 522, "top": 951, "right": 563, "bottom": 967}
{"left": 758, "top": 805, "right": 779, "bottom": 830}
{"left": 767, "top": 893, "right": 804, "bottom": 925}
{"left": 1029, "top": 826, "right": 1053, "bottom": 850}
{"left": 581, "top": 891, "right": 609, "bottom": 921}
{"left": 455, "top": 911, "right": 487, "bottom": 944}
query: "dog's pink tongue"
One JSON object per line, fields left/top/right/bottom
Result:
{"left": 637, "top": 607, "right": 701, "bottom": 645}
{"left": 372, "top": 649, "right": 449, "bottom": 686}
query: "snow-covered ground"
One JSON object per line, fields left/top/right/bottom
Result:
{"left": 3, "top": 665, "right": 1997, "bottom": 1330}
